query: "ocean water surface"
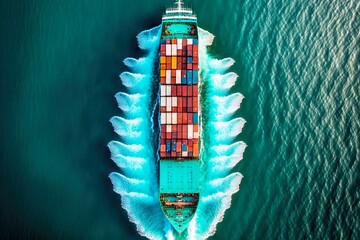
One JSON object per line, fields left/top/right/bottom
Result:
{"left": 0, "top": 0, "right": 358, "bottom": 239}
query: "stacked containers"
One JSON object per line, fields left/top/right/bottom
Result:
{"left": 159, "top": 38, "right": 199, "bottom": 158}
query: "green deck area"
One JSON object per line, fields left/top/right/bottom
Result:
{"left": 161, "top": 21, "right": 198, "bottom": 39}
{"left": 159, "top": 160, "right": 200, "bottom": 193}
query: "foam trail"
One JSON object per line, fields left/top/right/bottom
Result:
{"left": 212, "top": 93, "right": 244, "bottom": 120}
{"left": 109, "top": 25, "right": 168, "bottom": 240}
{"left": 115, "top": 92, "right": 144, "bottom": 116}
{"left": 211, "top": 117, "right": 246, "bottom": 142}
{"left": 185, "top": 28, "right": 246, "bottom": 239}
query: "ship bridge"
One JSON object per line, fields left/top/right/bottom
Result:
{"left": 161, "top": 0, "right": 198, "bottom": 39}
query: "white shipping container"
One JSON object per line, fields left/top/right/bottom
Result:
{"left": 194, "top": 132, "right": 199, "bottom": 139}
{"left": 188, "top": 125, "right": 193, "bottom": 139}
{"left": 166, "top": 70, "right": 171, "bottom": 84}
{"left": 177, "top": 39, "right": 182, "bottom": 49}
{"left": 161, "top": 114, "right": 166, "bottom": 124}
{"left": 172, "top": 113, "right": 177, "bottom": 124}
{"left": 166, "top": 85, "right": 171, "bottom": 96}
{"left": 172, "top": 44, "right": 177, "bottom": 55}
{"left": 160, "top": 85, "right": 166, "bottom": 96}
{"left": 172, "top": 97, "right": 178, "bottom": 107}
{"left": 182, "top": 152, "right": 188, "bottom": 157}
{"left": 176, "top": 70, "right": 181, "bottom": 84}
{"left": 167, "top": 113, "right": 172, "bottom": 124}
{"left": 161, "top": 97, "right": 166, "bottom": 106}
{"left": 166, "top": 125, "right": 172, "bottom": 133}
{"left": 166, "top": 44, "right": 171, "bottom": 56}
{"left": 187, "top": 39, "right": 193, "bottom": 45}
{"left": 166, "top": 97, "right": 172, "bottom": 111}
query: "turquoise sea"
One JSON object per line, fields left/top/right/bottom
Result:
{"left": 0, "top": 0, "right": 359, "bottom": 239}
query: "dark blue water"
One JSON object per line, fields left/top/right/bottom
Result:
{"left": 0, "top": 0, "right": 359, "bottom": 239}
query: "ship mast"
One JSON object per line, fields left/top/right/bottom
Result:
{"left": 176, "top": 0, "right": 183, "bottom": 10}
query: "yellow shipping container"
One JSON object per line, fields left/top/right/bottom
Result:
{"left": 171, "top": 56, "right": 177, "bottom": 69}
{"left": 160, "top": 56, "right": 166, "bottom": 64}
{"left": 160, "top": 69, "right": 166, "bottom": 77}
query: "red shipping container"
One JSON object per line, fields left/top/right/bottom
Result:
{"left": 193, "top": 85, "right": 198, "bottom": 94}
{"left": 166, "top": 39, "right": 171, "bottom": 44}
{"left": 171, "top": 70, "right": 176, "bottom": 77}
{"left": 172, "top": 86, "right": 176, "bottom": 95}
{"left": 166, "top": 56, "right": 171, "bottom": 64}
{"left": 161, "top": 125, "right": 166, "bottom": 132}
{"left": 183, "top": 113, "right": 188, "bottom": 123}
{"left": 177, "top": 50, "right": 182, "bottom": 56}
{"left": 177, "top": 86, "right": 182, "bottom": 96}
{"left": 193, "top": 96, "right": 198, "bottom": 106}
{"left": 160, "top": 77, "right": 165, "bottom": 84}
{"left": 181, "top": 70, "right": 186, "bottom": 78}
{"left": 187, "top": 63, "right": 193, "bottom": 70}
{"left": 182, "top": 57, "right": 187, "bottom": 64}
{"left": 177, "top": 63, "right": 182, "bottom": 70}
{"left": 172, "top": 132, "right": 177, "bottom": 139}
{"left": 166, "top": 63, "right": 171, "bottom": 69}
{"left": 188, "top": 45, "right": 193, "bottom": 51}
{"left": 182, "top": 86, "right": 187, "bottom": 96}
{"left": 183, "top": 126, "right": 188, "bottom": 139}
{"left": 176, "top": 142, "right": 181, "bottom": 152}
{"left": 172, "top": 125, "right": 177, "bottom": 132}
{"left": 188, "top": 139, "right": 193, "bottom": 147}
{"left": 178, "top": 97, "right": 183, "bottom": 109}
{"left": 182, "top": 97, "right": 186, "bottom": 108}
{"left": 166, "top": 132, "right": 171, "bottom": 139}
{"left": 188, "top": 113, "right": 193, "bottom": 124}
{"left": 161, "top": 106, "right": 166, "bottom": 112}
{"left": 172, "top": 107, "right": 177, "bottom": 112}
{"left": 193, "top": 57, "right": 198, "bottom": 64}
{"left": 188, "top": 86, "right": 193, "bottom": 96}
{"left": 188, "top": 97, "right": 193, "bottom": 108}
{"left": 193, "top": 64, "right": 198, "bottom": 70}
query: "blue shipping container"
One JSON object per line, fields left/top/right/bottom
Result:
{"left": 182, "top": 143, "right": 187, "bottom": 151}
{"left": 193, "top": 113, "right": 199, "bottom": 124}
{"left": 187, "top": 57, "right": 193, "bottom": 64}
{"left": 166, "top": 141, "right": 171, "bottom": 152}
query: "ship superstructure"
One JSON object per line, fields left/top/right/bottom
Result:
{"left": 158, "top": 0, "right": 200, "bottom": 232}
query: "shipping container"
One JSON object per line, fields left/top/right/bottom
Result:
{"left": 187, "top": 39, "right": 193, "bottom": 45}
{"left": 176, "top": 70, "right": 181, "bottom": 84}
{"left": 172, "top": 97, "right": 178, "bottom": 107}
{"left": 166, "top": 70, "right": 171, "bottom": 84}
{"left": 161, "top": 114, "right": 166, "bottom": 124}
{"left": 177, "top": 39, "right": 182, "bottom": 49}
{"left": 171, "top": 57, "right": 177, "bottom": 69}
{"left": 177, "top": 86, "right": 182, "bottom": 96}
{"left": 166, "top": 44, "right": 171, "bottom": 56}
{"left": 172, "top": 44, "right": 177, "bottom": 55}
{"left": 172, "top": 113, "right": 177, "bottom": 124}
{"left": 167, "top": 112, "right": 172, "bottom": 123}
{"left": 166, "top": 85, "right": 171, "bottom": 96}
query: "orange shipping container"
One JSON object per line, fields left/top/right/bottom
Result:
{"left": 161, "top": 144, "right": 166, "bottom": 152}
{"left": 178, "top": 113, "right": 182, "bottom": 124}
{"left": 194, "top": 144, "right": 198, "bottom": 156}
{"left": 172, "top": 39, "right": 177, "bottom": 44}
{"left": 194, "top": 124, "right": 199, "bottom": 132}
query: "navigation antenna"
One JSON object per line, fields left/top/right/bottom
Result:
{"left": 176, "top": 0, "right": 183, "bottom": 10}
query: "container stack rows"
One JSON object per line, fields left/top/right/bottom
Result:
{"left": 159, "top": 38, "right": 199, "bottom": 158}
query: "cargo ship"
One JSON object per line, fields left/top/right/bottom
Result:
{"left": 158, "top": 0, "right": 200, "bottom": 233}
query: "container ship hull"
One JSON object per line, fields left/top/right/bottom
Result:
{"left": 158, "top": 1, "right": 200, "bottom": 233}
